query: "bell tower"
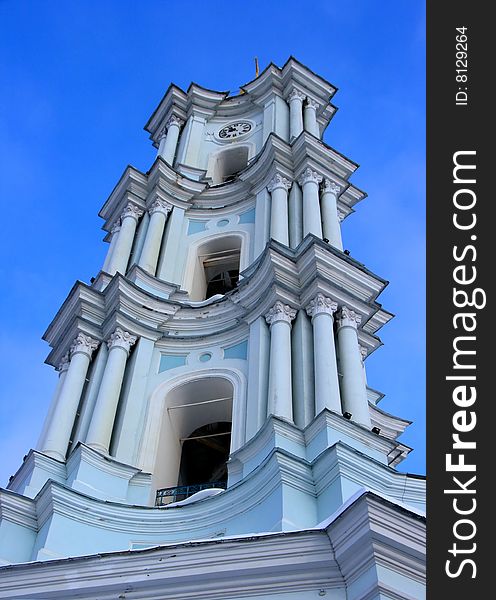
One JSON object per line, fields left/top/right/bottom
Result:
{"left": 0, "top": 58, "right": 425, "bottom": 599}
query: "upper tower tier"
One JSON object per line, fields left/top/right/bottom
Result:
{"left": 145, "top": 56, "right": 338, "bottom": 176}
{"left": 96, "top": 58, "right": 367, "bottom": 305}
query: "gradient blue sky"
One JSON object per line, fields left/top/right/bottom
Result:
{"left": 0, "top": 0, "right": 425, "bottom": 485}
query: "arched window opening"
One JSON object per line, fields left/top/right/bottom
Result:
{"left": 154, "top": 378, "right": 233, "bottom": 505}
{"left": 189, "top": 235, "right": 242, "bottom": 301}
{"left": 209, "top": 146, "right": 249, "bottom": 185}
{"left": 202, "top": 248, "right": 240, "bottom": 298}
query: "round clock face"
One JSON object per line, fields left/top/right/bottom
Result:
{"left": 218, "top": 121, "right": 252, "bottom": 139}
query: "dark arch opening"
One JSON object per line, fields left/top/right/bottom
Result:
{"left": 178, "top": 421, "right": 231, "bottom": 490}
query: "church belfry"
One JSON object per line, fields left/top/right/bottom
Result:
{"left": 0, "top": 58, "right": 425, "bottom": 599}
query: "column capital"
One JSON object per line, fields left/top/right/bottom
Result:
{"left": 107, "top": 327, "right": 138, "bottom": 354}
{"left": 121, "top": 203, "right": 144, "bottom": 223}
{"left": 56, "top": 353, "right": 70, "bottom": 373}
{"left": 110, "top": 222, "right": 121, "bottom": 235}
{"left": 288, "top": 88, "right": 306, "bottom": 103}
{"left": 267, "top": 173, "right": 292, "bottom": 193}
{"left": 166, "top": 114, "right": 185, "bottom": 129}
{"left": 148, "top": 198, "right": 173, "bottom": 217}
{"left": 306, "top": 293, "right": 338, "bottom": 319}
{"left": 298, "top": 167, "right": 323, "bottom": 187}
{"left": 265, "top": 301, "right": 297, "bottom": 327}
{"left": 322, "top": 179, "right": 341, "bottom": 195}
{"left": 306, "top": 97, "right": 319, "bottom": 110}
{"left": 70, "top": 333, "right": 99, "bottom": 359}
{"left": 337, "top": 306, "right": 362, "bottom": 329}
{"left": 359, "top": 345, "right": 368, "bottom": 362}
{"left": 158, "top": 126, "right": 168, "bottom": 141}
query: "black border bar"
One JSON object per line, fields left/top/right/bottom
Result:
{"left": 427, "top": 2, "right": 490, "bottom": 596}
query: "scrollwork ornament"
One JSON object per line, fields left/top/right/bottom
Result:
{"left": 288, "top": 88, "right": 306, "bottom": 103}
{"left": 323, "top": 179, "right": 341, "bottom": 196}
{"left": 70, "top": 333, "right": 99, "bottom": 359}
{"left": 267, "top": 173, "right": 292, "bottom": 193}
{"left": 306, "top": 293, "right": 338, "bottom": 319}
{"left": 298, "top": 167, "right": 323, "bottom": 187}
{"left": 107, "top": 327, "right": 138, "bottom": 354}
{"left": 148, "top": 199, "right": 173, "bottom": 217}
{"left": 337, "top": 306, "right": 362, "bottom": 329}
{"left": 121, "top": 203, "right": 144, "bottom": 222}
{"left": 265, "top": 301, "right": 297, "bottom": 327}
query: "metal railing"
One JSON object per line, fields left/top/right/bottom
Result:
{"left": 155, "top": 481, "right": 226, "bottom": 506}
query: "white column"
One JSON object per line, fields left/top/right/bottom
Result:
{"left": 304, "top": 97, "right": 320, "bottom": 137}
{"left": 336, "top": 307, "right": 371, "bottom": 428}
{"left": 288, "top": 181, "right": 303, "bottom": 249}
{"left": 245, "top": 317, "right": 270, "bottom": 441}
{"left": 298, "top": 167, "right": 323, "bottom": 238}
{"left": 41, "top": 334, "right": 99, "bottom": 461}
{"left": 107, "top": 203, "right": 144, "bottom": 276}
{"left": 267, "top": 173, "right": 292, "bottom": 246}
{"left": 102, "top": 222, "right": 121, "bottom": 273}
{"left": 86, "top": 328, "right": 137, "bottom": 454}
{"left": 37, "top": 354, "right": 70, "bottom": 450}
{"left": 159, "top": 115, "right": 184, "bottom": 166}
{"left": 265, "top": 301, "right": 297, "bottom": 422}
{"left": 321, "top": 180, "right": 343, "bottom": 250}
{"left": 157, "top": 129, "right": 167, "bottom": 157}
{"left": 306, "top": 294, "right": 342, "bottom": 416}
{"left": 288, "top": 89, "right": 305, "bottom": 140}
{"left": 138, "top": 199, "right": 172, "bottom": 275}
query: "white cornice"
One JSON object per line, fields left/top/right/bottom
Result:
{"left": 369, "top": 404, "right": 411, "bottom": 441}
{"left": 0, "top": 530, "right": 340, "bottom": 599}
{"left": 99, "top": 166, "right": 148, "bottom": 228}
{"left": 0, "top": 489, "right": 37, "bottom": 531}
{"left": 43, "top": 235, "right": 394, "bottom": 365}
{"left": 328, "top": 494, "right": 425, "bottom": 587}
{"left": 7, "top": 450, "right": 66, "bottom": 497}
{"left": 0, "top": 491, "right": 424, "bottom": 599}
{"left": 312, "top": 444, "right": 424, "bottom": 505}
{"left": 304, "top": 409, "right": 402, "bottom": 460}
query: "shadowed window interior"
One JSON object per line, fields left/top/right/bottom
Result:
{"left": 190, "top": 235, "right": 242, "bottom": 300}
{"left": 210, "top": 146, "right": 249, "bottom": 185}
{"left": 178, "top": 421, "right": 231, "bottom": 489}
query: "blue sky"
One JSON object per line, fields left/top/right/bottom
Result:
{"left": 0, "top": 0, "right": 426, "bottom": 485}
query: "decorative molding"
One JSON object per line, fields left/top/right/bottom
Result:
{"left": 323, "top": 179, "right": 341, "bottom": 195}
{"left": 267, "top": 173, "right": 292, "bottom": 193}
{"left": 120, "top": 203, "right": 144, "bottom": 222}
{"left": 288, "top": 88, "right": 306, "bottom": 103}
{"left": 337, "top": 306, "right": 362, "bottom": 329}
{"left": 148, "top": 198, "right": 173, "bottom": 217}
{"left": 166, "top": 114, "right": 185, "bottom": 129}
{"left": 56, "top": 353, "right": 70, "bottom": 373}
{"left": 306, "top": 97, "right": 319, "bottom": 110}
{"left": 157, "top": 126, "right": 168, "bottom": 141}
{"left": 306, "top": 293, "right": 338, "bottom": 319}
{"left": 110, "top": 222, "right": 121, "bottom": 235}
{"left": 298, "top": 167, "right": 323, "bottom": 187}
{"left": 337, "top": 209, "right": 346, "bottom": 222}
{"left": 69, "top": 333, "right": 99, "bottom": 359}
{"left": 265, "top": 301, "right": 297, "bottom": 326}
{"left": 360, "top": 345, "right": 368, "bottom": 362}
{"left": 107, "top": 327, "right": 138, "bottom": 354}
